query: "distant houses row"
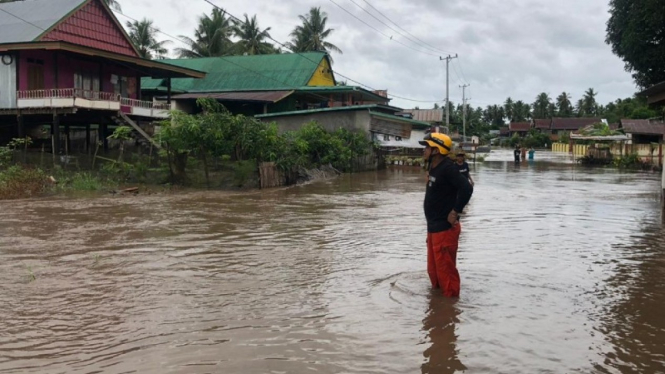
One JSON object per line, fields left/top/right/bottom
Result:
{"left": 502, "top": 118, "right": 665, "bottom": 144}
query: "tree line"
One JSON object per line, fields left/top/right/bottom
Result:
{"left": 425, "top": 89, "right": 659, "bottom": 138}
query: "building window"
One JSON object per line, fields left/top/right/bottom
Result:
{"left": 383, "top": 135, "right": 390, "bottom": 141}
{"left": 395, "top": 136, "right": 403, "bottom": 141}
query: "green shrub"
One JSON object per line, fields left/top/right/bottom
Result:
{"left": 69, "top": 173, "right": 104, "bottom": 191}
{"left": 0, "top": 166, "right": 47, "bottom": 200}
{"left": 232, "top": 160, "right": 257, "bottom": 187}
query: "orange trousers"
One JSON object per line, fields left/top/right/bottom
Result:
{"left": 427, "top": 223, "right": 461, "bottom": 297}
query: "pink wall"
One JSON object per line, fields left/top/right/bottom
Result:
{"left": 18, "top": 50, "right": 140, "bottom": 99}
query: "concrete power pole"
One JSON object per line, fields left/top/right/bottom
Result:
{"left": 440, "top": 54, "right": 458, "bottom": 131}
{"left": 460, "top": 84, "right": 470, "bottom": 143}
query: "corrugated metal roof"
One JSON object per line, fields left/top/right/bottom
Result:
{"left": 41, "top": 0, "right": 137, "bottom": 57}
{"left": 296, "top": 86, "right": 390, "bottom": 102}
{"left": 171, "top": 91, "right": 294, "bottom": 103}
{"left": 509, "top": 122, "right": 531, "bottom": 131}
{"left": 401, "top": 109, "right": 443, "bottom": 123}
{"left": 369, "top": 111, "right": 431, "bottom": 129}
{"left": 255, "top": 104, "right": 402, "bottom": 118}
{"left": 621, "top": 119, "right": 665, "bottom": 135}
{"left": 141, "top": 53, "right": 330, "bottom": 92}
{"left": 551, "top": 117, "right": 602, "bottom": 130}
{"left": 0, "top": 0, "right": 86, "bottom": 43}
{"left": 534, "top": 119, "right": 551, "bottom": 129}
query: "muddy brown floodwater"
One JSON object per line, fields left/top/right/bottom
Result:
{"left": 1, "top": 150, "right": 664, "bottom": 374}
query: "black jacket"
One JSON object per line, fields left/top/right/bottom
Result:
{"left": 424, "top": 158, "right": 473, "bottom": 233}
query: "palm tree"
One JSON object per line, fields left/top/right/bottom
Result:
{"left": 582, "top": 88, "right": 598, "bottom": 116}
{"left": 532, "top": 93, "right": 552, "bottom": 119}
{"left": 232, "top": 14, "right": 275, "bottom": 55}
{"left": 513, "top": 100, "right": 531, "bottom": 122}
{"left": 102, "top": 0, "right": 121, "bottom": 11}
{"left": 288, "top": 7, "right": 342, "bottom": 58}
{"left": 556, "top": 92, "right": 573, "bottom": 117}
{"left": 576, "top": 99, "right": 585, "bottom": 117}
{"left": 126, "top": 18, "right": 170, "bottom": 59}
{"left": 176, "top": 8, "right": 233, "bottom": 58}
{"left": 504, "top": 97, "right": 515, "bottom": 122}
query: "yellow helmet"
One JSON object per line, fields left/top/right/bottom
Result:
{"left": 419, "top": 133, "right": 453, "bottom": 155}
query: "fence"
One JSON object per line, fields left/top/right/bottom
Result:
{"left": 552, "top": 142, "right": 664, "bottom": 166}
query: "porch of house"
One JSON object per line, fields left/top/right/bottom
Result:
{"left": 15, "top": 88, "right": 171, "bottom": 119}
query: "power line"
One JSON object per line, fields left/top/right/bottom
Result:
{"left": 361, "top": 0, "right": 456, "bottom": 55}
{"left": 454, "top": 58, "right": 469, "bottom": 85}
{"left": 325, "top": 0, "right": 439, "bottom": 57}
{"left": 450, "top": 62, "right": 464, "bottom": 86}
{"left": 204, "top": 0, "right": 442, "bottom": 103}
{"left": 346, "top": 0, "right": 445, "bottom": 56}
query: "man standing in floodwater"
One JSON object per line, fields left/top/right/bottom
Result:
{"left": 514, "top": 145, "right": 521, "bottom": 163}
{"left": 421, "top": 134, "right": 473, "bottom": 297}
{"left": 455, "top": 152, "right": 474, "bottom": 187}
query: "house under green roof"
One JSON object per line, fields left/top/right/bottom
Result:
{"left": 142, "top": 52, "right": 336, "bottom": 93}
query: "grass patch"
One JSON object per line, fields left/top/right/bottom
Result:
{"left": 0, "top": 166, "right": 48, "bottom": 200}
{"left": 70, "top": 172, "right": 104, "bottom": 191}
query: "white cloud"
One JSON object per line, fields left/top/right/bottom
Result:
{"left": 118, "top": 0, "right": 636, "bottom": 110}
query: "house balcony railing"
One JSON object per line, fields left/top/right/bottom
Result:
{"left": 16, "top": 89, "right": 171, "bottom": 118}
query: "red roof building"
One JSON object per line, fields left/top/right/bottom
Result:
{"left": 508, "top": 122, "right": 531, "bottom": 136}
{"left": 551, "top": 118, "right": 602, "bottom": 132}
{"left": 620, "top": 119, "right": 665, "bottom": 143}
{"left": 0, "top": 0, "right": 204, "bottom": 152}
{"left": 534, "top": 119, "right": 551, "bottom": 130}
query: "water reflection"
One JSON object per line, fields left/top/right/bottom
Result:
{"left": 592, "top": 218, "right": 665, "bottom": 373}
{"left": 421, "top": 292, "right": 466, "bottom": 374}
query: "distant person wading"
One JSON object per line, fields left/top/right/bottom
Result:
{"left": 421, "top": 134, "right": 473, "bottom": 297}
{"left": 455, "top": 152, "right": 474, "bottom": 188}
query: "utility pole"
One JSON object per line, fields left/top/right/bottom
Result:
{"left": 440, "top": 54, "right": 458, "bottom": 131}
{"left": 460, "top": 84, "right": 470, "bottom": 143}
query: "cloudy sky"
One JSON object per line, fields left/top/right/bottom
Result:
{"left": 117, "top": 0, "right": 635, "bottom": 110}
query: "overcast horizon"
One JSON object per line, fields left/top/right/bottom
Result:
{"left": 117, "top": 0, "right": 637, "bottom": 110}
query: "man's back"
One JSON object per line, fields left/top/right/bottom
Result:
{"left": 424, "top": 158, "right": 473, "bottom": 233}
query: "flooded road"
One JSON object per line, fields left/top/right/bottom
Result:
{"left": 1, "top": 150, "right": 664, "bottom": 373}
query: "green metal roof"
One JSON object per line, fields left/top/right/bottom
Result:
{"left": 255, "top": 104, "right": 402, "bottom": 118}
{"left": 142, "top": 52, "right": 332, "bottom": 92}
{"left": 369, "top": 111, "right": 431, "bottom": 129}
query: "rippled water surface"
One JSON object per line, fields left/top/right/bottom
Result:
{"left": 1, "top": 150, "right": 664, "bottom": 373}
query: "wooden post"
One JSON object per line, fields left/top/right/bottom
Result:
{"left": 100, "top": 122, "right": 108, "bottom": 152}
{"left": 17, "top": 115, "right": 24, "bottom": 138}
{"left": 64, "top": 123, "right": 70, "bottom": 156}
{"left": 85, "top": 124, "right": 91, "bottom": 154}
{"left": 148, "top": 142, "right": 153, "bottom": 167}
{"left": 662, "top": 151, "right": 665, "bottom": 223}
{"left": 92, "top": 141, "right": 100, "bottom": 169}
{"left": 40, "top": 143, "right": 44, "bottom": 167}
{"left": 52, "top": 114, "right": 61, "bottom": 155}
{"left": 51, "top": 135, "right": 56, "bottom": 167}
